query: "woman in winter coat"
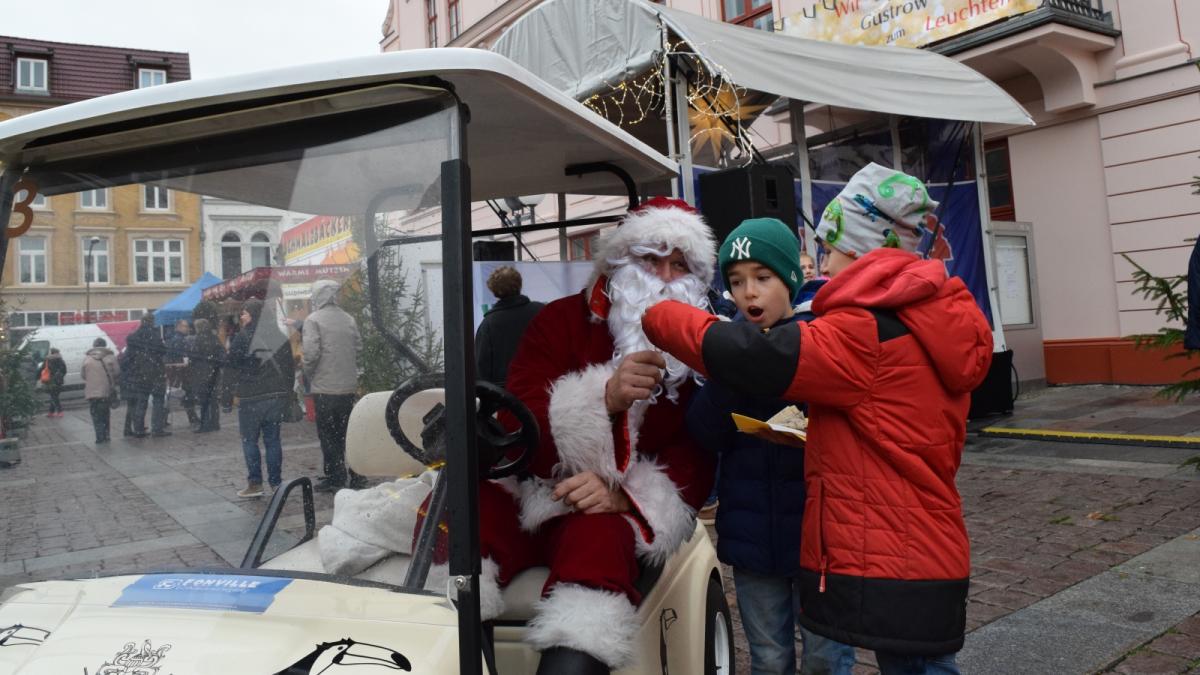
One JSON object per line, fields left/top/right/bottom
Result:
{"left": 81, "top": 338, "right": 120, "bottom": 443}
{"left": 41, "top": 348, "right": 67, "bottom": 417}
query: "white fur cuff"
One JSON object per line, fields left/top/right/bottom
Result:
{"left": 480, "top": 557, "right": 504, "bottom": 621}
{"left": 526, "top": 583, "right": 638, "bottom": 670}
{"left": 548, "top": 363, "right": 626, "bottom": 483}
{"left": 517, "top": 477, "right": 571, "bottom": 533}
{"left": 622, "top": 457, "right": 696, "bottom": 566}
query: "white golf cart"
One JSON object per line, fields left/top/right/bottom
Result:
{"left": 0, "top": 49, "right": 732, "bottom": 674}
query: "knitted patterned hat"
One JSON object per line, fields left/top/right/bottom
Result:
{"left": 816, "top": 162, "right": 939, "bottom": 258}
{"left": 718, "top": 217, "right": 803, "bottom": 299}
{"left": 592, "top": 197, "right": 717, "bottom": 285}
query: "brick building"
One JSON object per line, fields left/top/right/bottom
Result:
{"left": 0, "top": 36, "right": 197, "bottom": 335}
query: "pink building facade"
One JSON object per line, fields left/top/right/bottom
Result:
{"left": 380, "top": 0, "right": 1200, "bottom": 386}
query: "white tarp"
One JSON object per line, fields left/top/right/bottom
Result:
{"left": 492, "top": 0, "right": 1033, "bottom": 126}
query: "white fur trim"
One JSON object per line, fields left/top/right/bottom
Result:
{"left": 526, "top": 583, "right": 639, "bottom": 670}
{"left": 621, "top": 457, "right": 696, "bottom": 566}
{"left": 479, "top": 557, "right": 504, "bottom": 621}
{"left": 517, "top": 477, "right": 571, "bottom": 533}
{"left": 547, "top": 363, "right": 625, "bottom": 484}
{"left": 592, "top": 205, "right": 717, "bottom": 286}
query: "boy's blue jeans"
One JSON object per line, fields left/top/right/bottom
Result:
{"left": 238, "top": 397, "right": 284, "bottom": 487}
{"left": 733, "top": 568, "right": 855, "bottom": 675}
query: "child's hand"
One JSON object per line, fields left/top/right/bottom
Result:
{"left": 552, "top": 470, "right": 631, "bottom": 514}
{"left": 605, "top": 351, "right": 665, "bottom": 413}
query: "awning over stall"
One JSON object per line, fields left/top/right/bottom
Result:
{"left": 492, "top": 0, "right": 1032, "bottom": 126}
{"left": 201, "top": 264, "right": 357, "bottom": 303}
{"left": 154, "top": 272, "right": 222, "bottom": 326}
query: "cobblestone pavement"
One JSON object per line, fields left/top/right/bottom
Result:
{"left": 4, "top": 386, "right": 1200, "bottom": 674}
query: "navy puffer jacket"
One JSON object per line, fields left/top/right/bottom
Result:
{"left": 685, "top": 313, "right": 808, "bottom": 576}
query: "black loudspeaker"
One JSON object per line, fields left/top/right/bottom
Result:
{"left": 698, "top": 164, "right": 798, "bottom": 244}
{"left": 473, "top": 240, "right": 515, "bottom": 261}
{"left": 969, "top": 348, "right": 1015, "bottom": 419}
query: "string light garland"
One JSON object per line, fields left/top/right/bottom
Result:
{"left": 582, "top": 39, "right": 764, "bottom": 162}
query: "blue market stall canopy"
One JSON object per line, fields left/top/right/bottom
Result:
{"left": 155, "top": 272, "right": 222, "bottom": 326}
{"left": 492, "top": 0, "right": 1033, "bottom": 126}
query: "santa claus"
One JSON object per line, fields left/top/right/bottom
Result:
{"left": 475, "top": 197, "right": 718, "bottom": 674}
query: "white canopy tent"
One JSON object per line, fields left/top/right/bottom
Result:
{"left": 494, "top": 0, "right": 1034, "bottom": 358}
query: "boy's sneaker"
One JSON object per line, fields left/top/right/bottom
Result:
{"left": 698, "top": 499, "right": 718, "bottom": 525}
{"left": 237, "top": 483, "right": 264, "bottom": 498}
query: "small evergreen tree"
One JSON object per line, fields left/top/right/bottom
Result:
{"left": 1122, "top": 168, "right": 1200, "bottom": 470}
{"left": 0, "top": 295, "right": 38, "bottom": 435}
{"left": 342, "top": 214, "right": 443, "bottom": 393}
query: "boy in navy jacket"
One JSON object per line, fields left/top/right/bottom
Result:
{"left": 688, "top": 218, "right": 853, "bottom": 675}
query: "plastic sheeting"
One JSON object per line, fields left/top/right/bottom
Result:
{"left": 492, "top": 0, "right": 1033, "bottom": 126}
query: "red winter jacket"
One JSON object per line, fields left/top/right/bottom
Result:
{"left": 644, "top": 249, "right": 992, "bottom": 656}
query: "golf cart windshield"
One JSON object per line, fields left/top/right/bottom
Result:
{"left": 0, "top": 82, "right": 461, "bottom": 594}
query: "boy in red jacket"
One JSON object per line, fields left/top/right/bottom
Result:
{"left": 644, "top": 163, "right": 993, "bottom": 675}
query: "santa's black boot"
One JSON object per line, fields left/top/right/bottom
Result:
{"left": 535, "top": 647, "right": 609, "bottom": 675}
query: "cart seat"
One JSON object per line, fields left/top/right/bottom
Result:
{"left": 346, "top": 390, "right": 431, "bottom": 478}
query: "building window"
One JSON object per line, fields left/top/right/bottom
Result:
{"left": 18, "top": 236, "right": 48, "bottom": 284}
{"left": 723, "top": 0, "right": 774, "bottom": 30}
{"left": 81, "top": 237, "right": 110, "bottom": 284}
{"left": 448, "top": 0, "right": 461, "bottom": 40}
{"left": 134, "top": 238, "right": 185, "bottom": 284}
{"left": 568, "top": 231, "right": 601, "bottom": 261}
{"left": 13, "top": 184, "right": 47, "bottom": 209}
{"left": 16, "top": 58, "right": 48, "bottom": 93}
{"left": 427, "top": 0, "right": 439, "bottom": 47}
{"left": 138, "top": 68, "right": 167, "bottom": 88}
{"left": 985, "top": 140, "right": 1015, "bottom": 221}
{"left": 142, "top": 184, "right": 171, "bottom": 211}
{"left": 79, "top": 189, "right": 109, "bottom": 210}
{"left": 221, "top": 232, "right": 243, "bottom": 279}
{"left": 250, "top": 232, "right": 273, "bottom": 268}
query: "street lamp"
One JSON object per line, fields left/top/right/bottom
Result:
{"left": 85, "top": 236, "right": 101, "bottom": 323}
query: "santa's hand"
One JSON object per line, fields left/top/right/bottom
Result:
{"left": 605, "top": 350, "right": 666, "bottom": 414}
{"left": 552, "top": 471, "right": 631, "bottom": 514}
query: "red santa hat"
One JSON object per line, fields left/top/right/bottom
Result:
{"left": 591, "top": 197, "right": 717, "bottom": 286}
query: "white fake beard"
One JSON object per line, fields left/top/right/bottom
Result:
{"left": 605, "top": 255, "right": 710, "bottom": 405}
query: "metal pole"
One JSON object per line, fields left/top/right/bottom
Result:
{"left": 85, "top": 237, "right": 100, "bottom": 322}
{"left": 660, "top": 18, "right": 680, "bottom": 199}
{"left": 789, "top": 100, "right": 816, "bottom": 256}
{"left": 890, "top": 114, "right": 903, "bottom": 171}
{"left": 441, "top": 106, "right": 482, "bottom": 675}
{"left": 972, "top": 122, "right": 1008, "bottom": 353}
{"left": 673, "top": 68, "right": 696, "bottom": 205}
{"left": 556, "top": 193, "right": 568, "bottom": 261}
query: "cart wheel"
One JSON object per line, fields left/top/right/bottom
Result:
{"left": 704, "top": 575, "right": 734, "bottom": 675}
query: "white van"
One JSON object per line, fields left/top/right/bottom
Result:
{"left": 20, "top": 321, "right": 140, "bottom": 389}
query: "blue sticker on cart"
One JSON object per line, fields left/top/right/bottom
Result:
{"left": 113, "top": 574, "right": 292, "bottom": 613}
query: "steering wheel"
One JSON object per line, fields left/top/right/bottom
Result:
{"left": 385, "top": 373, "right": 540, "bottom": 479}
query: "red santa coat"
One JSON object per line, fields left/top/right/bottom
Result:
{"left": 505, "top": 279, "right": 716, "bottom": 567}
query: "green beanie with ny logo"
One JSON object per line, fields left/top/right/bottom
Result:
{"left": 718, "top": 217, "right": 803, "bottom": 299}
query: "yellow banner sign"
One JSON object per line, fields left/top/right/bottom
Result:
{"left": 783, "top": 0, "right": 1040, "bottom": 49}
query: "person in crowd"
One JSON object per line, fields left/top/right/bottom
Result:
{"left": 687, "top": 217, "right": 856, "bottom": 675}
{"left": 40, "top": 348, "right": 67, "bottom": 417}
{"left": 81, "top": 338, "right": 119, "bottom": 444}
{"left": 189, "top": 318, "right": 224, "bottom": 433}
{"left": 124, "top": 313, "right": 169, "bottom": 438}
{"left": 165, "top": 319, "right": 197, "bottom": 427}
{"left": 302, "top": 279, "right": 363, "bottom": 493}
{"left": 800, "top": 252, "right": 818, "bottom": 283}
{"left": 229, "top": 298, "right": 294, "bottom": 498}
{"left": 475, "top": 266, "right": 544, "bottom": 389}
{"left": 449, "top": 198, "right": 718, "bottom": 675}
{"left": 219, "top": 315, "right": 239, "bottom": 413}
{"left": 642, "top": 163, "right": 993, "bottom": 675}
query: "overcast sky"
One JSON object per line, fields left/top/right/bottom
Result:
{"left": 0, "top": 0, "right": 389, "bottom": 79}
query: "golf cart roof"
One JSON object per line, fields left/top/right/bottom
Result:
{"left": 0, "top": 48, "right": 677, "bottom": 201}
